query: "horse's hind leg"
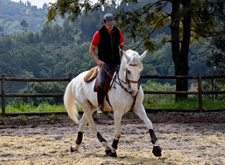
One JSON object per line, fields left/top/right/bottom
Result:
{"left": 82, "top": 106, "right": 112, "bottom": 155}
{"left": 71, "top": 113, "right": 88, "bottom": 152}
{"left": 106, "top": 110, "right": 123, "bottom": 157}
{"left": 133, "top": 104, "right": 162, "bottom": 157}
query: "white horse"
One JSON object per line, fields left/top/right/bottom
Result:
{"left": 64, "top": 49, "right": 162, "bottom": 157}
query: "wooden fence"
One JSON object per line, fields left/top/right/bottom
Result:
{"left": 1, "top": 73, "right": 225, "bottom": 116}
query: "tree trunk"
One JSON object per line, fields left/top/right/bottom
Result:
{"left": 171, "top": 0, "right": 191, "bottom": 102}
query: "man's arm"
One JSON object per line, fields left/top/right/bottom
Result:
{"left": 89, "top": 44, "right": 104, "bottom": 67}
{"left": 120, "top": 42, "right": 126, "bottom": 56}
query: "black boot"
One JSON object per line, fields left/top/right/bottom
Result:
{"left": 97, "top": 87, "right": 104, "bottom": 114}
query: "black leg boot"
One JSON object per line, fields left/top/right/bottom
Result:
{"left": 97, "top": 87, "right": 104, "bottom": 114}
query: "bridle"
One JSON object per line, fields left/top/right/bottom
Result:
{"left": 102, "top": 64, "right": 140, "bottom": 111}
{"left": 126, "top": 64, "right": 140, "bottom": 84}
{"left": 102, "top": 64, "right": 141, "bottom": 95}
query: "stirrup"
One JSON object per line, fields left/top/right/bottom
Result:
{"left": 97, "top": 106, "right": 104, "bottom": 114}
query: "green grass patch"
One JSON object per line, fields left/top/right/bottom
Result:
{"left": 5, "top": 101, "right": 66, "bottom": 113}
{"left": 4, "top": 101, "right": 84, "bottom": 113}
{"left": 1, "top": 97, "right": 224, "bottom": 114}
{"left": 144, "top": 97, "right": 225, "bottom": 109}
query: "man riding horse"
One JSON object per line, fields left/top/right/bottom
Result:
{"left": 65, "top": 13, "right": 162, "bottom": 157}
{"left": 89, "top": 13, "right": 126, "bottom": 114}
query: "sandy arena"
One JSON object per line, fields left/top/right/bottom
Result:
{"left": 0, "top": 112, "right": 225, "bottom": 165}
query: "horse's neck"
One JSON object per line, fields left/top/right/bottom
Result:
{"left": 118, "top": 62, "right": 127, "bottom": 84}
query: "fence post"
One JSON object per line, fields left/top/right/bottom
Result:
{"left": 1, "top": 74, "right": 5, "bottom": 116}
{"left": 68, "top": 73, "right": 73, "bottom": 82}
{"left": 197, "top": 73, "right": 203, "bottom": 112}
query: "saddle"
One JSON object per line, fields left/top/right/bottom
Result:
{"left": 84, "top": 66, "right": 99, "bottom": 82}
{"left": 84, "top": 66, "right": 118, "bottom": 107}
{"left": 94, "top": 68, "right": 116, "bottom": 93}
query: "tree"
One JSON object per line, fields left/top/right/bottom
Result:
{"left": 18, "top": 82, "right": 65, "bottom": 105}
{"left": 45, "top": 0, "right": 224, "bottom": 101}
{"left": 116, "top": 0, "right": 225, "bottom": 101}
{"left": 0, "top": 25, "right": 4, "bottom": 36}
{"left": 42, "top": 3, "right": 48, "bottom": 11}
{"left": 27, "top": 1, "right": 31, "bottom": 7}
{"left": 20, "top": 19, "right": 28, "bottom": 32}
{"left": 207, "top": 35, "right": 225, "bottom": 75}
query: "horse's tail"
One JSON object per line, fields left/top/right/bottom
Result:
{"left": 64, "top": 81, "right": 79, "bottom": 124}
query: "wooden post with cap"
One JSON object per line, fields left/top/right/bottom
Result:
{"left": 198, "top": 73, "right": 203, "bottom": 112}
{"left": 1, "top": 74, "right": 5, "bottom": 116}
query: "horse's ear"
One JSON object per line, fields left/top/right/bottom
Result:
{"left": 123, "top": 50, "right": 131, "bottom": 62}
{"left": 139, "top": 50, "right": 147, "bottom": 61}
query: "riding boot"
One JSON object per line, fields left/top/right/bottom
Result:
{"left": 97, "top": 87, "right": 104, "bottom": 114}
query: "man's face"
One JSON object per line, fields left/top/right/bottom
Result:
{"left": 104, "top": 22, "right": 114, "bottom": 32}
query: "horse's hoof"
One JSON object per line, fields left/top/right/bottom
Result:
{"left": 70, "top": 146, "right": 77, "bottom": 152}
{"left": 152, "top": 146, "right": 162, "bottom": 157}
{"left": 105, "top": 150, "right": 117, "bottom": 157}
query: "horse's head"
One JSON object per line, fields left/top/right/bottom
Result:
{"left": 121, "top": 50, "right": 147, "bottom": 96}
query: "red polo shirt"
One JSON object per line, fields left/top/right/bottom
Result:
{"left": 91, "top": 28, "right": 124, "bottom": 46}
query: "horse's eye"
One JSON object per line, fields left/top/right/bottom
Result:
{"left": 127, "top": 70, "right": 131, "bottom": 74}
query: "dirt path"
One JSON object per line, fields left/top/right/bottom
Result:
{"left": 0, "top": 112, "right": 225, "bottom": 165}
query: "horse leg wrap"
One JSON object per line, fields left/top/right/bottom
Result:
{"left": 71, "top": 132, "right": 83, "bottom": 152}
{"left": 105, "top": 139, "right": 118, "bottom": 158}
{"left": 149, "top": 129, "right": 162, "bottom": 157}
{"left": 112, "top": 139, "right": 119, "bottom": 150}
{"left": 149, "top": 129, "right": 158, "bottom": 144}
{"left": 97, "top": 132, "right": 107, "bottom": 143}
{"left": 76, "top": 132, "right": 83, "bottom": 145}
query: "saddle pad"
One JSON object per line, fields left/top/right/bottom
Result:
{"left": 84, "top": 66, "right": 99, "bottom": 82}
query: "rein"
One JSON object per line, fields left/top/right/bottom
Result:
{"left": 102, "top": 65, "right": 140, "bottom": 110}
{"left": 102, "top": 65, "right": 140, "bottom": 94}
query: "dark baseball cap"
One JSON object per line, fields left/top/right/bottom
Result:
{"left": 103, "top": 13, "right": 115, "bottom": 25}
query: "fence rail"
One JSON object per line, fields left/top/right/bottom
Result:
{"left": 1, "top": 73, "right": 225, "bottom": 116}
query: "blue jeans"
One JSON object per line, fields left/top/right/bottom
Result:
{"left": 98, "top": 63, "right": 113, "bottom": 90}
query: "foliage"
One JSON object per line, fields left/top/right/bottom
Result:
{"left": 0, "top": 0, "right": 220, "bottom": 99}
{"left": 202, "top": 79, "right": 225, "bottom": 101}
{"left": 5, "top": 96, "right": 224, "bottom": 114}
{"left": 144, "top": 96, "right": 225, "bottom": 110}
{"left": 15, "top": 82, "right": 66, "bottom": 105}
{"left": 141, "top": 80, "right": 176, "bottom": 104}
{"left": 20, "top": 19, "right": 28, "bottom": 32}
{"left": 6, "top": 101, "right": 66, "bottom": 113}
{"left": 207, "top": 35, "right": 225, "bottom": 75}
{"left": 188, "top": 41, "right": 212, "bottom": 76}
{"left": 46, "top": 0, "right": 224, "bottom": 52}
{"left": 142, "top": 80, "right": 225, "bottom": 109}
{"left": 0, "top": 0, "right": 54, "bottom": 35}
{"left": 46, "top": 0, "right": 225, "bottom": 102}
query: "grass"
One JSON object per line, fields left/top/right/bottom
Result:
{"left": 5, "top": 102, "right": 66, "bottom": 113}
{"left": 144, "top": 97, "right": 225, "bottom": 109}
{"left": 1, "top": 97, "right": 224, "bottom": 114}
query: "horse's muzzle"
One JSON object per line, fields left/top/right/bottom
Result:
{"left": 130, "top": 89, "right": 138, "bottom": 97}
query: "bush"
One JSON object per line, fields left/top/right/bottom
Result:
{"left": 141, "top": 80, "right": 176, "bottom": 105}
{"left": 15, "top": 82, "right": 65, "bottom": 105}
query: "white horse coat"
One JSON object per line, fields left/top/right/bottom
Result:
{"left": 64, "top": 50, "right": 162, "bottom": 157}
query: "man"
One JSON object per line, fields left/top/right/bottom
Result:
{"left": 89, "top": 13, "right": 126, "bottom": 114}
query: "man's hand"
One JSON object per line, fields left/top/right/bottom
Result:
{"left": 89, "top": 44, "right": 105, "bottom": 67}
{"left": 96, "top": 59, "right": 105, "bottom": 67}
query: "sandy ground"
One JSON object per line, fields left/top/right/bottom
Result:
{"left": 0, "top": 112, "right": 225, "bottom": 165}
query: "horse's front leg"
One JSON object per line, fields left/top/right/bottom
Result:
{"left": 82, "top": 108, "right": 112, "bottom": 154}
{"left": 133, "top": 104, "right": 162, "bottom": 157}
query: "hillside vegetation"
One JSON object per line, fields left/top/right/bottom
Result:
{"left": 0, "top": 0, "right": 51, "bottom": 35}
{"left": 0, "top": 0, "right": 213, "bottom": 94}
